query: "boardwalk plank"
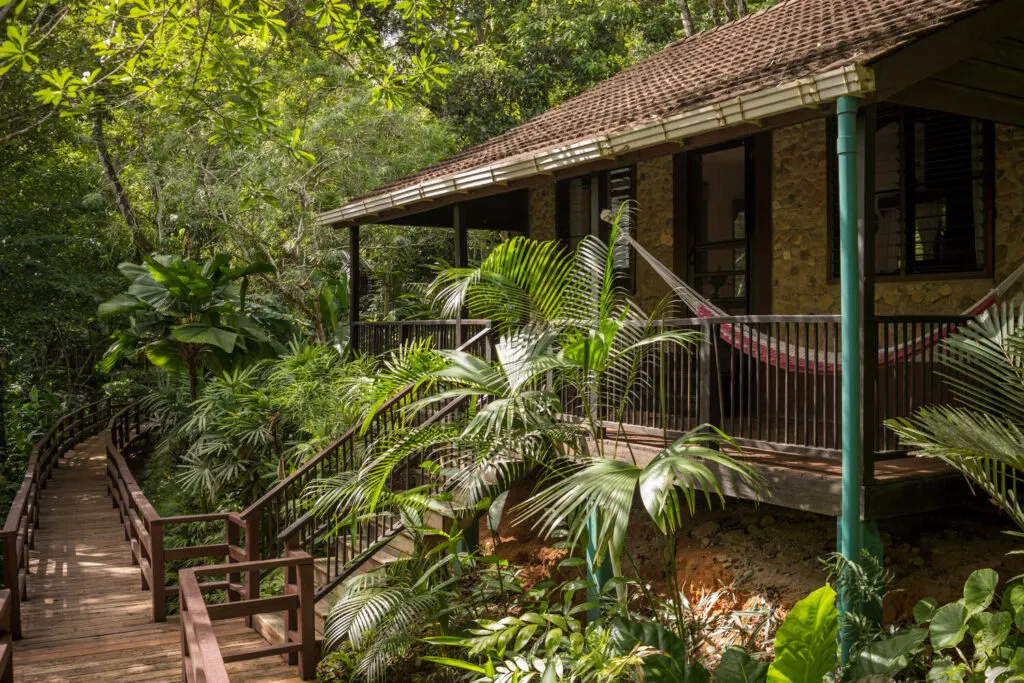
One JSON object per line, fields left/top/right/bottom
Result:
{"left": 13, "top": 435, "right": 302, "bottom": 682}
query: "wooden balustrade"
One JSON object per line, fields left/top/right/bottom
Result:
{"left": 179, "top": 553, "right": 316, "bottom": 683}
{"left": 354, "top": 319, "right": 489, "bottom": 357}
{"left": 1, "top": 398, "right": 113, "bottom": 639}
{"left": 0, "top": 590, "right": 13, "bottom": 682}
{"left": 104, "top": 403, "right": 255, "bottom": 623}
{"left": 246, "top": 325, "right": 492, "bottom": 602}
{"left": 561, "top": 313, "right": 974, "bottom": 482}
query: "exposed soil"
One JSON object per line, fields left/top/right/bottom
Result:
{"left": 479, "top": 481, "right": 1024, "bottom": 628}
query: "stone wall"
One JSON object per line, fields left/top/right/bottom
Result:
{"left": 527, "top": 185, "right": 557, "bottom": 242}
{"left": 771, "top": 120, "right": 1024, "bottom": 315}
{"left": 634, "top": 156, "right": 675, "bottom": 312}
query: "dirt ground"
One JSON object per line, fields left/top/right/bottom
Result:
{"left": 478, "top": 481, "right": 1024, "bottom": 628}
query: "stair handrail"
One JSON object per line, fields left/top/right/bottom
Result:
{"left": 1, "top": 397, "right": 113, "bottom": 639}
{"left": 238, "top": 325, "right": 491, "bottom": 600}
{"left": 278, "top": 390, "right": 475, "bottom": 601}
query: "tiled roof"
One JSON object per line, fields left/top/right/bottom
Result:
{"left": 337, "top": 0, "right": 993, "bottom": 210}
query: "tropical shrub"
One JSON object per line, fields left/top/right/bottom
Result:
{"left": 98, "top": 254, "right": 279, "bottom": 398}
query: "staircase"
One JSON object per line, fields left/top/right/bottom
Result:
{"left": 241, "top": 326, "right": 492, "bottom": 652}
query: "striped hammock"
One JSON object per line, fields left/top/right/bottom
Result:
{"left": 628, "top": 236, "right": 1024, "bottom": 375}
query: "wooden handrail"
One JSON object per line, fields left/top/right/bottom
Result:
{"left": 0, "top": 589, "right": 14, "bottom": 681}
{"left": 179, "top": 553, "right": 316, "bottom": 683}
{"left": 103, "top": 403, "right": 254, "bottom": 623}
{"left": 1, "top": 397, "right": 113, "bottom": 640}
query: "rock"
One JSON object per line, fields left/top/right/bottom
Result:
{"left": 759, "top": 515, "right": 775, "bottom": 528}
{"left": 691, "top": 521, "right": 719, "bottom": 541}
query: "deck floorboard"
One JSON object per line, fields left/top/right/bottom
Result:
{"left": 13, "top": 435, "right": 302, "bottom": 682}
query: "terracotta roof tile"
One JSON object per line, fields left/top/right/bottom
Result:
{"left": 346, "top": 0, "right": 994, "bottom": 205}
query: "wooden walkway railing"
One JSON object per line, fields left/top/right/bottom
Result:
{"left": 1, "top": 398, "right": 113, "bottom": 639}
{"left": 105, "top": 403, "right": 317, "bottom": 680}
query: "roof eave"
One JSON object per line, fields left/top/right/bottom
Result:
{"left": 316, "top": 63, "right": 876, "bottom": 228}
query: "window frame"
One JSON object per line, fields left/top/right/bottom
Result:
{"left": 555, "top": 165, "right": 638, "bottom": 291}
{"left": 826, "top": 105, "right": 996, "bottom": 282}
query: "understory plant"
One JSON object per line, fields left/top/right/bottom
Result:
{"left": 309, "top": 209, "right": 760, "bottom": 678}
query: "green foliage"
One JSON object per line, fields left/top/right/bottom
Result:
{"left": 99, "top": 254, "right": 281, "bottom": 396}
{"left": 887, "top": 304, "right": 1024, "bottom": 535}
{"left": 843, "top": 569, "right": 1024, "bottom": 682}
{"left": 609, "top": 617, "right": 710, "bottom": 682}
{"left": 766, "top": 585, "right": 839, "bottom": 683}
{"left": 142, "top": 341, "right": 366, "bottom": 508}
{"left": 1, "top": 0, "right": 469, "bottom": 149}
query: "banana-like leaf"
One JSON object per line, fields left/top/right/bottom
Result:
{"left": 98, "top": 293, "right": 143, "bottom": 318}
{"left": 766, "top": 584, "right": 838, "bottom": 683}
{"left": 171, "top": 324, "right": 238, "bottom": 353}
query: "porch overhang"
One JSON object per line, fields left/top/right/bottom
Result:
{"left": 315, "top": 64, "right": 876, "bottom": 229}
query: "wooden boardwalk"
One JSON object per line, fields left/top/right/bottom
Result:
{"left": 12, "top": 435, "right": 301, "bottom": 682}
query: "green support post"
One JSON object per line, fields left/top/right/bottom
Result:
{"left": 586, "top": 511, "right": 612, "bottom": 622}
{"left": 837, "top": 95, "right": 863, "bottom": 663}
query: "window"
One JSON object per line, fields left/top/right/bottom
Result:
{"left": 829, "top": 105, "right": 993, "bottom": 278}
{"left": 556, "top": 166, "right": 635, "bottom": 283}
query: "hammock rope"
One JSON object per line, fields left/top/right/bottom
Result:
{"left": 627, "top": 235, "right": 1024, "bottom": 375}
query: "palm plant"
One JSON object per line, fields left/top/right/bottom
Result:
{"left": 310, "top": 207, "right": 758, "bottom": 616}
{"left": 887, "top": 303, "right": 1024, "bottom": 537}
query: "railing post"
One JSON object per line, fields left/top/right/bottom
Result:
{"left": 243, "top": 511, "right": 260, "bottom": 605}
{"left": 295, "top": 556, "right": 316, "bottom": 679}
{"left": 2, "top": 533, "right": 20, "bottom": 640}
{"left": 699, "top": 320, "right": 712, "bottom": 426}
{"left": 225, "top": 518, "right": 240, "bottom": 606}
{"left": 150, "top": 520, "right": 166, "bottom": 622}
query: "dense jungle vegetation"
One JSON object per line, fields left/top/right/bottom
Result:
{"left": 1, "top": 0, "right": 773, "bottom": 506}
{"left": 4, "top": 1, "right": 1024, "bottom": 681}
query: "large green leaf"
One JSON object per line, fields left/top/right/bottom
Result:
{"left": 98, "top": 293, "right": 143, "bottom": 318}
{"left": 971, "top": 611, "right": 1013, "bottom": 655}
{"left": 766, "top": 585, "right": 838, "bottom": 683}
{"left": 929, "top": 602, "right": 969, "bottom": 650}
{"left": 964, "top": 568, "right": 999, "bottom": 615}
{"left": 849, "top": 628, "right": 927, "bottom": 678}
{"left": 609, "top": 618, "right": 710, "bottom": 683}
{"left": 128, "top": 276, "right": 180, "bottom": 314}
{"left": 144, "top": 339, "right": 186, "bottom": 372}
{"left": 715, "top": 647, "right": 769, "bottom": 683}
{"left": 171, "top": 324, "right": 238, "bottom": 353}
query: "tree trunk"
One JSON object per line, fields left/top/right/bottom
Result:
{"left": 0, "top": 355, "right": 8, "bottom": 459}
{"left": 735, "top": 0, "right": 747, "bottom": 16}
{"left": 677, "top": 0, "right": 695, "bottom": 35}
{"left": 708, "top": 0, "right": 723, "bottom": 25}
{"left": 93, "top": 114, "right": 154, "bottom": 256}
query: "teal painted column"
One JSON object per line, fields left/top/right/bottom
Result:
{"left": 837, "top": 95, "right": 863, "bottom": 663}
{"left": 586, "top": 511, "right": 612, "bottom": 622}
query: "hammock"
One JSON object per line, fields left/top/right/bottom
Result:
{"left": 628, "top": 236, "right": 1024, "bottom": 375}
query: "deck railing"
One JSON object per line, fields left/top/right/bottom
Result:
{"left": 354, "top": 319, "right": 489, "bottom": 357}
{"left": 561, "top": 313, "right": 969, "bottom": 478}
{"left": 1, "top": 397, "right": 114, "bottom": 639}
{"left": 179, "top": 553, "right": 316, "bottom": 683}
{"left": 0, "top": 589, "right": 14, "bottom": 681}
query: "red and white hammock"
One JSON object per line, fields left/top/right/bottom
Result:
{"left": 629, "top": 236, "right": 1024, "bottom": 375}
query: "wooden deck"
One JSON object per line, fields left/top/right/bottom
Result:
{"left": 12, "top": 435, "right": 301, "bottom": 682}
{"left": 607, "top": 430, "right": 972, "bottom": 519}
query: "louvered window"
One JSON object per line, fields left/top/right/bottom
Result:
{"left": 829, "top": 105, "right": 992, "bottom": 278}
{"left": 557, "top": 166, "right": 636, "bottom": 286}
